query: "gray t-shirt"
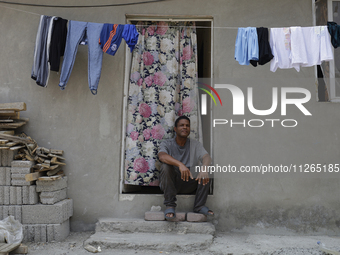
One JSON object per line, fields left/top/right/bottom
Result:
{"left": 159, "top": 137, "right": 208, "bottom": 174}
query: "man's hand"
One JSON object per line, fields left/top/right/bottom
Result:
{"left": 196, "top": 171, "right": 209, "bottom": 186}
{"left": 179, "top": 163, "right": 193, "bottom": 181}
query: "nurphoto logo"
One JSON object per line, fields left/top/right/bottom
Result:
{"left": 199, "top": 83, "right": 312, "bottom": 128}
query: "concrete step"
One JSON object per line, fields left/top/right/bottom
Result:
{"left": 84, "top": 232, "right": 214, "bottom": 252}
{"left": 96, "top": 217, "right": 215, "bottom": 235}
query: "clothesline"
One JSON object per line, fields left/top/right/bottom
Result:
{"left": 0, "top": 4, "right": 328, "bottom": 30}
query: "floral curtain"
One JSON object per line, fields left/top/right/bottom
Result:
{"left": 124, "top": 21, "right": 201, "bottom": 186}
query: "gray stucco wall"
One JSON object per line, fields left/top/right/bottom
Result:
{"left": 1, "top": 0, "right": 340, "bottom": 234}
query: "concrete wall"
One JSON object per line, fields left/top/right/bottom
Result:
{"left": 1, "top": 0, "right": 340, "bottom": 234}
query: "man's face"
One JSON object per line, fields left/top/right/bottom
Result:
{"left": 174, "top": 119, "right": 190, "bottom": 138}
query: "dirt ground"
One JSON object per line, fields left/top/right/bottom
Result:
{"left": 23, "top": 231, "right": 340, "bottom": 255}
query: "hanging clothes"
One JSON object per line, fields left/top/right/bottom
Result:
{"left": 58, "top": 21, "right": 104, "bottom": 95}
{"left": 291, "top": 26, "right": 333, "bottom": 68}
{"left": 49, "top": 17, "right": 68, "bottom": 72}
{"left": 234, "top": 27, "right": 259, "bottom": 65}
{"left": 250, "top": 27, "right": 273, "bottom": 67}
{"left": 99, "top": 24, "right": 125, "bottom": 56}
{"left": 31, "top": 15, "right": 54, "bottom": 87}
{"left": 327, "top": 21, "right": 340, "bottom": 48}
{"left": 270, "top": 27, "right": 300, "bottom": 72}
{"left": 99, "top": 24, "right": 139, "bottom": 56}
{"left": 122, "top": 24, "right": 139, "bottom": 52}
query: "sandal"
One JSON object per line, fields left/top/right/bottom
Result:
{"left": 195, "top": 206, "right": 214, "bottom": 216}
{"left": 164, "top": 207, "right": 176, "bottom": 220}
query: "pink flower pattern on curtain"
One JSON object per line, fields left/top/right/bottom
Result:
{"left": 124, "top": 21, "right": 200, "bottom": 186}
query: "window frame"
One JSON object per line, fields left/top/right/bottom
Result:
{"left": 327, "top": 0, "right": 340, "bottom": 102}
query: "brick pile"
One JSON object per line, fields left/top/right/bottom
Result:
{"left": 0, "top": 151, "right": 72, "bottom": 242}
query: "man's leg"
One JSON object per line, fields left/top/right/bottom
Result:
{"left": 193, "top": 181, "right": 210, "bottom": 213}
{"left": 159, "top": 163, "right": 181, "bottom": 209}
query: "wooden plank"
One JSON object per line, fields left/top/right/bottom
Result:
{"left": 9, "top": 244, "right": 28, "bottom": 254}
{"left": 48, "top": 154, "right": 66, "bottom": 161}
{"left": 25, "top": 172, "right": 43, "bottom": 182}
{"left": 0, "top": 121, "right": 26, "bottom": 129}
{"left": 38, "top": 173, "right": 64, "bottom": 181}
{"left": 50, "top": 149, "right": 63, "bottom": 155}
{"left": 0, "top": 243, "right": 21, "bottom": 254}
{"left": 50, "top": 158, "right": 66, "bottom": 166}
{"left": 0, "top": 102, "right": 26, "bottom": 111}
{"left": 0, "top": 139, "right": 8, "bottom": 144}
{"left": 0, "top": 134, "right": 35, "bottom": 144}
{"left": 0, "top": 120, "right": 14, "bottom": 123}
{"left": 0, "top": 147, "right": 9, "bottom": 150}
{"left": 0, "top": 130, "right": 14, "bottom": 135}
{"left": 47, "top": 166, "right": 61, "bottom": 176}
{"left": 0, "top": 111, "right": 20, "bottom": 120}
{"left": 10, "top": 145, "right": 25, "bottom": 151}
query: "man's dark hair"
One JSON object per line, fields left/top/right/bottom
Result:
{"left": 175, "top": 116, "right": 190, "bottom": 127}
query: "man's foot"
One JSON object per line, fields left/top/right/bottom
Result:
{"left": 164, "top": 207, "right": 176, "bottom": 220}
{"left": 195, "top": 206, "right": 214, "bottom": 216}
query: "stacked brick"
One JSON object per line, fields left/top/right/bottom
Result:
{"left": 0, "top": 154, "right": 72, "bottom": 242}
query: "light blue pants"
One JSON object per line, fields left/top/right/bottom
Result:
{"left": 234, "top": 27, "right": 259, "bottom": 65}
{"left": 59, "top": 21, "right": 104, "bottom": 95}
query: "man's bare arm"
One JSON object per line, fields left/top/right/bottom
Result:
{"left": 158, "top": 152, "right": 193, "bottom": 181}
{"left": 196, "top": 153, "right": 212, "bottom": 186}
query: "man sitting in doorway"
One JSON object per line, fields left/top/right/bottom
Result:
{"left": 158, "top": 116, "right": 214, "bottom": 220}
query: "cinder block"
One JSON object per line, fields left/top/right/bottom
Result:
{"left": 0, "top": 186, "right": 3, "bottom": 205}
{"left": 166, "top": 212, "right": 186, "bottom": 222}
{"left": 11, "top": 174, "right": 33, "bottom": 186}
{"left": 5, "top": 167, "right": 11, "bottom": 186}
{"left": 47, "top": 219, "right": 70, "bottom": 242}
{"left": 10, "top": 186, "right": 22, "bottom": 205}
{"left": 1, "top": 150, "right": 14, "bottom": 167}
{"left": 23, "top": 219, "right": 70, "bottom": 242}
{"left": 144, "top": 211, "right": 164, "bottom": 221}
{"left": 0, "top": 186, "right": 11, "bottom": 205}
{"left": 22, "top": 199, "right": 73, "bottom": 224}
{"left": 11, "top": 160, "right": 34, "bottom": 168}
{"left": 36, "top": 177, "right": 67, "bottom": 192}
{"left": 186, "top": 212, "right": 207, "bottom": 222}
{"left": 0, "top": 167, "right": 10, "bottom": 185}
{"left": 40, "top": 188, "right": 67, "bottom": 205}
{"left": 11, "top": 167, "right": 31, "bottom": 174}
{"left": 1, "top": 150, "right": 8, "bottom": 167}
{"left": 22, "top": 186, "right": 38, "bottom": 205}
{"left": 1, "top": 205, "right": 22, "bottom": 222}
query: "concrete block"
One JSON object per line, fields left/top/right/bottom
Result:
{"left": 1, "top": 150, "right": 14, "bottom": 167}
{"left": 10, "top": 186, "right": 22, "bottom": 205}
{"left": 0, "top": 167, "right": 10, "bottom": 185}
{"left": 47, "top": 219, "right": 70, "bottom": 242}
{"left": 0, "top": 186, "right": 10, "bottom": 205}
{"left": 22, "top": 220, "right": 70, "bottom": 242}
{"left": 11, "top": 167, "right": 31, "bottom": 174}
{"left": 166, "top": 212, "right": 186, "bottom": 222}
{"left": 11, "top": 160, "right": 33, "bottom": 168}
{"left": 40, "top": 188, "right": 67, "bottom": 205}
{"left": 11, "top": 174, "right": 32, "bottom": 186}
{"left": 5, "top": 167, "right": 11, "bottom": 186}
{"left": 22, "top": 199, "right": 73, "bottom": 224}
{"left": 36, "top": 176, "right": 67, "bottom": 192}
{"left": 144, "top": 211, "right": 164, "bottom": 221}
{"left": 0, "top": 206, "right": 22, "bottom": 222}
{"left": 22, "top": 186, "right": 38, "bottom": 205}
{"left": 186, "top": 212, "right": 207, "bottom": 222}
